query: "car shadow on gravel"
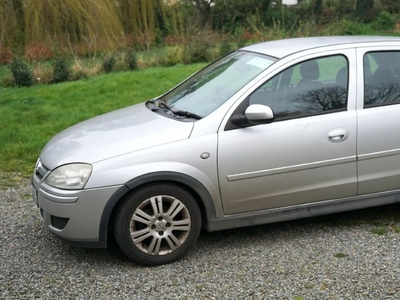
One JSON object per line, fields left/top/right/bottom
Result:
{"left": 37, "top": 203, "right": 400, "bottom": 267}
{"left": 193, "top": 202, "right": 400, "bottom": 255}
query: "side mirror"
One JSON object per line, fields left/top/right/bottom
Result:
{"left": 231, "top": 104, "right": 275, "bottom": 127}
{"left": 245, "top": 104, "right": 275, "bottom": 124}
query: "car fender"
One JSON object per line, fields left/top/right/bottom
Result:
{"left": 98, "top": 171, "right": 218, "bottom": 242}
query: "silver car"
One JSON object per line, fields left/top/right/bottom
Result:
{"left": 32, "top": 36, "right": 400, "bottom": 265}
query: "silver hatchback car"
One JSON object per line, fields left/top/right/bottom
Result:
{"left": 32, "top": 36, "right": 400, "bottom": 265}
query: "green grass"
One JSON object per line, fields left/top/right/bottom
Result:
{"left": 0, "top": 63, "right": 206, "bottom": 176}
{"left": 334, "top": 253, "right": 349, "bottom": 258}
{"left": 371, "top": 227, "right": 388, "bottom": 236}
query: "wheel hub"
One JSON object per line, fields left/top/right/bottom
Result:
{"left": 154, "top": 219, "right": 167, "bottom": 232}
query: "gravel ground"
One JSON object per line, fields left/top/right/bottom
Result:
{"left": 1, "top": 180, "right": 400, "bottom": 300}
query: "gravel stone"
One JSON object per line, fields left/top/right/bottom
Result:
{"left": 1, "top": 179, "right": 400, "bottom": 299}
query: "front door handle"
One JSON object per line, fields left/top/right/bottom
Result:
{"left": 327, "top": 128, "right": 349, "bottom": 143}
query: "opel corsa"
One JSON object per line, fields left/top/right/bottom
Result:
{"left": 32, "top": 36, "right": 400, "bottom": 265}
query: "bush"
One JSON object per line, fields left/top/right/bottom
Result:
{"left": 166, "top": 46, "right": 184, "bottom": 66}
{"left": 205, "top": 47, "right": 221, "bottom": 62}
{"left": 219, "top": 41, "right": 232, "bottom": 56}
{"left": 33, "top": 63, "right": 53, "bottom": 84}
{"left": 103, "top": 55, "right": 116, "bottom": 73}
{"left": 341, "top": 20, "right": 372, "bottom": 35}
{"left": 126, "top": 49, "right": 138, "bottom": 70}
{"left": 9, "top": 59, "right": 34, "bottom": 87}
{"left": 52, "top": 57, "right": 70, "bottom": 83}
{"left": 0, "top": 47, "right": 13, "bottom": 65}
{"left": 70, "top": 70, "right": 89, "bottom": 81}
{"left": 183, "top": 42, "right": 210, "bottom": 64}
{"left": 371, "top": 12, "right": 396, "bottom": 31}
{"left": 112, "top": 51, "right": 128, "bottom": 72}
{"left": 1, "top": 72, "right": 15, "bottom": 87}
{"left": 25, "top": 43, "right": 53, "bottom": 62}
{"left": 70, "top": 58, "right": 102, "bottom": 81}
{"left": 322, "top": 19, "right": 372, "bottom": 36}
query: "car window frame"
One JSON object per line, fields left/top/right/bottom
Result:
{"left": 363, "top": 50, "right": 400, "bottom": 109}
{"left": 224, "top": 54, "right": 350, "bottom": 131}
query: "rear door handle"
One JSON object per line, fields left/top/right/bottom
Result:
{"left": 327, "top": 128, "right": 349, "bottom": 143}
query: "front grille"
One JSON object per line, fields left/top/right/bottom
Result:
{"left": 51, "top": 215, "right": 69, "bottom": 230}
{"left": 35, "top": 160, "right": 49, "bottom": 181}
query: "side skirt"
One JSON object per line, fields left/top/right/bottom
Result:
{"left": 204, "top": 190, "right": 400, "bottom": 232}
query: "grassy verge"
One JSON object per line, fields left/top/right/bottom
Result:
{"left": 0, "top": 63, "right": 206, "bottom": 176}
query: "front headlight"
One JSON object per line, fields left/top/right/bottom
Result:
{"left": 45, "top": 163, "right": 92, "bottom": 190}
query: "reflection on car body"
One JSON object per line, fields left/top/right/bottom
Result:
{"left": 32, "top": 36, "right": 400, "bottom": 266}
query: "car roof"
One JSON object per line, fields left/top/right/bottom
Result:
{"left": 242, "top": 36, "right": 400, "bottom": 59}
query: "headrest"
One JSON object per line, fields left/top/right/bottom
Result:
{"left": 300, "top": 60, "right": 320, "bottom": 81}
{"left": 336, "top": 67, "right": 348, "bottom": 86}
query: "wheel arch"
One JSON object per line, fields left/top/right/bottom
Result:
{"left": 98, "top": 172, "right": 217, "bottom": 243}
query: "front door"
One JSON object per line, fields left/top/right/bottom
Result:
{"left": 218, "top": 52, "right": 358, "bottom": 215}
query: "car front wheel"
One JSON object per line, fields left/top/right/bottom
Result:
{"left": 113, "top": 183, "right": 202, "bottom": 266}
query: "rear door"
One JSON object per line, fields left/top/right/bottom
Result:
{"left": 356, "top": 47, "right": 400, "bottom": 194}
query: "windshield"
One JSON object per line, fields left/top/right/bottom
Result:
{"left": 160, "top": 51, "right": 277, "bottom": 118}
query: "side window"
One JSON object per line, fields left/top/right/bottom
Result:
{"left": 364, "top": 51, "right": 400, "bottom": 108}
{"left": 249, "top": 55, "right": 348, "bottom": 120}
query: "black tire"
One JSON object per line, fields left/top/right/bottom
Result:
{"left": 113, "top": 183, "right": 202, "bottom": 266}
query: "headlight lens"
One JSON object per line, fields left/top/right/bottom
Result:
{"left": 45, "top": 163, "right": 92, "bottom": 190}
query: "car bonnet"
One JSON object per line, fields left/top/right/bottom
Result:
{"left": 40, "top": 102, "right": 194, "bottom": 169}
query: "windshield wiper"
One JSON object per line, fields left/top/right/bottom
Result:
{"left": 172, "top": 110, "right": 202, "bottom": 120}
{"left": 153, "top": 100, "right": 202, "bottom": 120}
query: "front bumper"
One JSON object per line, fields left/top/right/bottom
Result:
{"left": 32, "top": 167, "right": 123, "bottom": 247}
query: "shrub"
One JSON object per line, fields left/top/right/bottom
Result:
{"left": 341, "top": 20, "right": 372, "bottom": 35}
{"left": 70, "top": 58, "right": 101, "bottom": 81}
{"left": 70, "top": 69, "right": 89, "bottom": 81}
{"left": 33, "top": 62, "right": 53, "bottom": 84}
{"left": 136, "top": 51, "right": 168, "bottom": 68}
{"left": 232, "top": 27, "right": 248, "bottom": 48}
{"left": 112, "top": 51, "right": 128, "bottom": 72}
{"left": 103, "top": 55, "right": 116, "bottom": 73}
{"left": 241, "top": 27, "right": 263, "bottom": 44}
{"left": 164, "top": 34, "right": 188, "bottom": 46}
{"left": 52, "top": 57, "right": 70, "bottom": 83}
{"left": 125, "top": 49, "right": 138, "bottom": 70}
{"left": 322, "top": 19, "right": 372, "bottom": 36}
{"left": 0, "top": 47, "right": 14, "bottom": 65}
{"left": 183, "top": 42, "right": 209, "bottom": 64}
{"left": 166, "top": 46, "right": 184, "bottom": 66}
{"left": 219, "top": 41, "right": 232, "bottom": 56}
{"left": 1, "top": 72, "right": 15, "bottom": 87}
{"left": 205, "top": 47, "right": 221, "bottom": 62}
{"left": 25, "top": 43, "right": 53, "bottom": 62}
{"left": 9, "top": 59, "right": 34, "bottom": 87}
{"left": 371, "top": 12, "right": 396, "bottom": 31}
